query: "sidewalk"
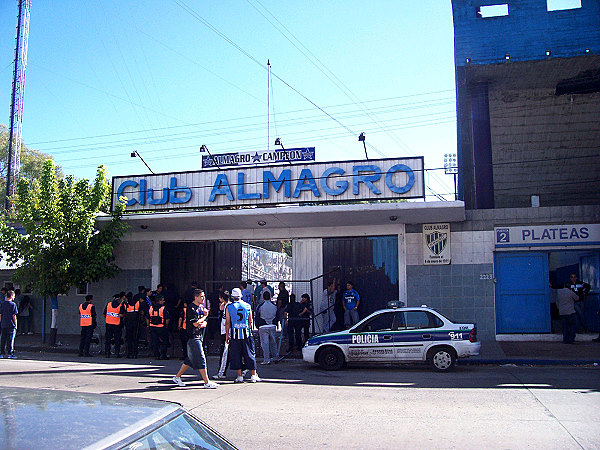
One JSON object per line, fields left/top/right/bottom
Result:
{"left": 466, "top": 336, "right": 600, "bottom": 366}
{"left": 13, "top": 332, "right": 600, "bottom": 365}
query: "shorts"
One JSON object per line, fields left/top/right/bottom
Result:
{"left": 183, "top": 338, "right": 206, "bottom": 370}
{"left": 228, "top": 337, "right": 257, "bottom": 371}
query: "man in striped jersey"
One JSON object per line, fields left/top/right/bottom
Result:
{"left": 225, "top": 288, "right": 261, "bottom": 383}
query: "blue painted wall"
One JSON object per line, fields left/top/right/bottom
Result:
{"left": 452, "top": 0, "right": 600, "bottom": 66}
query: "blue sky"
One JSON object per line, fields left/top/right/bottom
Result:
{"left": 1, "top": 1, "right": 458, "bottom": 199}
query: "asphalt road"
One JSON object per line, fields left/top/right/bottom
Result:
{"left": 1, "top": 353, "right": 599, "bottom": 449}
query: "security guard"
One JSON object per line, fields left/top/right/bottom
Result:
{"left": 103, "top": 293, "right": 126, "bottom": 358}
{"left": 148, "top": 295, "right": 170, "bottom": 359}
{"left": 78, "top": 295, "right": 96, "bottom": 357}
{"left": 124, "top": 293, "right": 143, "bottom": 359}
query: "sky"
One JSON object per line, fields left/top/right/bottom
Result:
{"left": 0, "top": 1, "right": 458, "bottom": 200}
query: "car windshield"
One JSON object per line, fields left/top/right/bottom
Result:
{"left": 121, "top": 413, "right": 235, "bottom": 450}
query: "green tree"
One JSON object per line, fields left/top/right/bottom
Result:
{"left": 1, "top": 124, "right": 63, "bottom": 206}
{"left": 0, "top": 159, "right": 128, "bottom": 341}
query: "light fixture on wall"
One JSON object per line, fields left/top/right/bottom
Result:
{"left": 389, "top": 215, "right": 398, "bottom": 222}
{"left": 505, "top": 53, "right": 510, "bottom": 60}
{"left": 140, "top": 225, "right": 148, "bottom": 230}
{"left": 545, "top": 50, "right": 551, "bottom": 56}
{"left": 258, "top": 220, "right": 266, "bottom": 226}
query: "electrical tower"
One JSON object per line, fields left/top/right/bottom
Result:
{"left": 5, "top": 0, "right": 32, "bottom": 210}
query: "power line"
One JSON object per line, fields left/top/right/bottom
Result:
{"left": 27, "top": 92, "right": 455, "bottom": 146}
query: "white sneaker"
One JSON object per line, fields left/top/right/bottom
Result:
{"left": 203, "top": 381, "right": 218, "bottom": 389}
{"left": 242, "top": 369, "right": 249, "bottom": 376}
{"left": 234, "top": 376, "right": 244, "bottom": 383}
{"left": 213, "top": 373, "right": 227, "bottom": 380}
{"left": 250, "top": 374, "right": 261, "bottom": 383}
{"left": 172, "top": 376, "right": 186, "bottom": 387}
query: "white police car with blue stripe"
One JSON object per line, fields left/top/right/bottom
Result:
{"left": 302, "top": 302, "right": 481, "bottom": 372}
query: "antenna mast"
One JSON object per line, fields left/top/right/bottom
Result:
{"left": 5, "top": 0, "right": 32, "bottom": 210}
{"left": 267, "top": 59, "right": 271, "bottom": 152}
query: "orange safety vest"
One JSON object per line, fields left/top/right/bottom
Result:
{"left": 126, "top": 301, "right": 139, "bottom": 313}
{"left": 182, "top": 307, "right": 187, "bottom": 330}
{"left": 105, "top": 302, "right": 122, "bottom": 326}
{"left": 149, "top": 305, "right": 165, "bottom": 327}
{"left": 79, "top": 303, "right": 93, "bottom": 327}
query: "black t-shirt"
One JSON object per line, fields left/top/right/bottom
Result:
{"left": 285, "top": 302, "right": 302, "bottom": 319}
{"left": 277, "top": 289, "right": 289, "bottom": 309}
{"left": 186, "top": 303, "right": 206, "bottom": 339}
{"left": 299, "top": 301, "right": 312, "bottom": 318}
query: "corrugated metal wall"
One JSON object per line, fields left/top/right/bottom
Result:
{"left": 323, "top": 236, "right": 399, "bottom": 318}
{"left": 160, "top": 241, "right": 242, "bottom": 297}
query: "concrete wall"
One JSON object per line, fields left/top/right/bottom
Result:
{"left": 457, "top": 56, "right": 600, "bottom": 209}
{"left": 405, "top": 205, "right": 600, "bottom": 339}
{"left": 452, "top": 0, "right": 600, "bottom": 66}
{"left": 0, "top": 241, "right": 154, "bottom": 335}
{"left": 406, "top": 230, "right": 496, "bottom": 339}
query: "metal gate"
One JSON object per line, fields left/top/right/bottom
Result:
{"left": 495, "top": 252, "right": 550, "bottom": 333}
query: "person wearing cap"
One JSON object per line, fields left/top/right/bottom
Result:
{"left": 103, "top": 293, "right": 126, "bottom": 358}
{"left": 172, "top": 289, "right": 218, "bottom": 389}
{"left": 147, "top": 295, "right": 170, "bottom": 359}
{"left": 78, "top": 295, "right": 96, "bottom": 357}
{"left": 225, "top": 287, "right": 261, "bottom": 383}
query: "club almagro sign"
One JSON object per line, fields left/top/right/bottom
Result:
{"left": 112, "top": 157, "right": 425, "bottom": 212}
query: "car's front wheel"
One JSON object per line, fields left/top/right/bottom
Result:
{"left": 318, "top": 347, "right": 345, "bottom": 371}
{"left": 427, "top": 347, "right": 457, "bottom": 372}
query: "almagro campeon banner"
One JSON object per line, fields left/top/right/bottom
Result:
{"left": 112, "top": 157, "right": 425, "bottom": 212}
{"left": 201, "top": 148, "right": 316, "bottom": 168}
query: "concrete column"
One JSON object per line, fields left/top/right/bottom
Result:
{"left": 151, "top": 239, "right": 161, "bottom": 289}
{"left": 398, "top": 224, "right": 408, "bottom": 305}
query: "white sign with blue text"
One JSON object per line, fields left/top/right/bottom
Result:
{"left": 112, "top": 157, "right": 425, "bottom": 212}
{"left": 494, "top": 224, "right": 600, "bottom": 248}
{"left": 201, "top": 147, "right": 315, "bottom": 168}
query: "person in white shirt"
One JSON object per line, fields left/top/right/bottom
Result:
{"left": 256, "top": 290, "right": 278, "bottom": 365}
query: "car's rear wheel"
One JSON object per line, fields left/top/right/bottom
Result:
{"left": 318, "top": 347, "right": 345, "bottom": 371}
{"left": 427, "top": 347, "right": 456, "bottom": 372}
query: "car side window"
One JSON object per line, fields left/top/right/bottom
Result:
{"left": 356, "top": 312, "right": 395, "bottom": 332}
{"left": 403, "top": 311, "right": 443, "bottom": 330}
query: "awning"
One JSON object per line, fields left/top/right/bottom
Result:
{"left": 96, "top": 201, "right": 465, "bottom": 233}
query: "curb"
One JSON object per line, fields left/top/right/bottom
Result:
{"left": 459, "top": 359, "right": 600, "bottom": 366}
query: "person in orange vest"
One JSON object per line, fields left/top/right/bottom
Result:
{"left": 148, "top": 295, "right": 170, "bottom": 359}
{"left": 78, "top": 295, "right": 96, "bottom": 357}
{"left": 103, "top": 293, "right": 126, "bottom": 358}
{"left": 124, "top": 292, "right": 143, "bottom": 359}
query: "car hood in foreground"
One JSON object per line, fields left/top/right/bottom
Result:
{"left": 0, "top": 387, "right": 180, "bottom": 449}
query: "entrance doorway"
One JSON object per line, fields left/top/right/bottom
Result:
{"left": 495, "top": 249, "right": 600, "bottom": 334}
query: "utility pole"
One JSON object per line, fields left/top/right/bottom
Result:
{"left": 5, "top": 0, "right": 32, "bottom": 210}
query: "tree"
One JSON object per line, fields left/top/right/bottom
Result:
{"left": 0, "top": 159, "right": 128, "bottom": 342}
{"left": 0, "top": 124, "right": 63, "bottom": 206}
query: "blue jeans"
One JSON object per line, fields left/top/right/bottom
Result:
{"left": 560, "top": 314, "right": 577, "bottom": 344}
{"left": 574, "top": 301, "right": 585, "bottom": 331}
{"left": 344, "top": 309, "right": 360, "bottom": 328}
{"left": 0, "top": 327, "right": 16, "bottom": 355}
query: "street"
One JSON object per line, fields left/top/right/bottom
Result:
{"left": 1, "top": 353, "right": 599, "bottom": 449}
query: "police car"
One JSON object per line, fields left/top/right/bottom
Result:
{"left": 302, "top": 302, "right": 481, "bottom": 372}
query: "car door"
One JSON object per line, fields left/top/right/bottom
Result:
{"left": 347, "top": 312, "right": 396, "bottom": 361}
{"left": 394, "top": 310, "right": 441, "bottom": 361}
